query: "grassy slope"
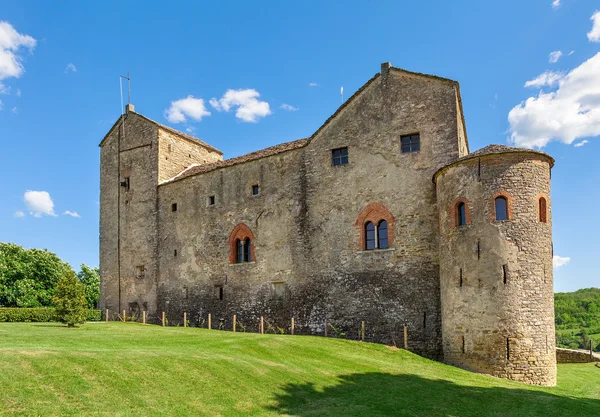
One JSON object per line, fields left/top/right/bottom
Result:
{"left": 0, "top": 323, "right": 598, "bottom": 417}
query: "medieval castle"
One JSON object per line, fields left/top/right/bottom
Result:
{"left": 99, "top": 63, "right": 557, "bottom": 386}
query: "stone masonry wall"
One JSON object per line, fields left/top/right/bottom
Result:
{"left": 157, "top": 128, "right": 222, "bottom": 183}
{"left": 153, "top": 68, "right": 466, "bottom": 359}
{"left": 436, "top": 152, "right": 556, "bottom": 385}
{"left": 556, "top": 347, "right": 600, "bottom": 363}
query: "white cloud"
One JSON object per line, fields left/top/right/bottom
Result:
{"left": 588, "top": 11, "right": 600, "bottom": 42}
{"left": 0, "top": 99, "right": 2, "bottom": 111}
{"left": 63, "top": 210, "right": 80, "bottom": 218}
{"left": 11, "top": 106, "right": 16, "bottom": 114}
{"left": 210, "top": 89, "right": 271, "bottom": 122}
{"left": 65, "top": 63, "right": 76, "bottom": 73}
{"left": 508, "top": 52, "right": 600, "bottom": 148}
{"left": 574, "top": 139, "right": 588, "bottom": 147}
{"left": 308, "top": 82, "right": 319, "bottom": 87}
{"left": 524, "top": 71, "right": 565, "bottom": 88}
{"left": 552, "top": 0, "right": 560, "bottom": 9}
{"left": 24, "top": 190, "right": 56, "bottom": 217}
{"left": 13, "top": 211, "right": 24, "bottom": 218}
{"left": 0, "top": 82, "right": 9, "bottom": 94}
{"left": 280, "top": 103, "right": 298, "bottom": 111}
{"left": 0, "top": 21, "right": 36, "bottom": 80}
{"left": 553, "top": 255, "right": 571, "bottom": 269}
{"left": 164, "top": 96, "right": 211, "bottom": 123}
{"left": 549, "top": 50, "right": 563, "bottom": 63}
{"left": 568, "top": 50, "right": 575, "bottom": 56}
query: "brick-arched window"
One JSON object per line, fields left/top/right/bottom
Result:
{"left": 538, "top": 197, "right": 547, "bottom": 223}
{"left": 490, "top": 191, "right": 513, "bottom": 222}
{"left": 355, "top": 202, "right": 396, "bottom": 250}
{"left": 229, "top": 223, "right": 255, "bottom": 263}
{"left": 449, "top": 198, "right": 471, "bottom": 228}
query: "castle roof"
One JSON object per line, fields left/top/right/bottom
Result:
{"left": 433, "top": 144, "right": 555, "bottom": 182}
{"left": 160, "top": 137, "right": 310, "bottom": 185}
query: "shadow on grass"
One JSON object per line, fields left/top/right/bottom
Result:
{"left": 268, "top": 372, "right": 600, "bottom": 417}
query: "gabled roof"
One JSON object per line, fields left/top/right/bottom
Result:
{"left": 160, "top": 137, "right": 309, "bottom": 185}
{"left": 98, "top": 111, "right": 223, "bottom": 155}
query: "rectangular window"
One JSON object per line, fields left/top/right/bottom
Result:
{"left": 208, "top": 195, "right": 215, "bottom": 206}
{"left": 171, "top": 203, "right": 178, "bottom": 212}
{"left": 331, "top": 147, "right": 349, "bottom": 166}
{"left": 252, "top": 185, "right": 259, "bottom": 196}
{"left": 135, "top": 265, "right": 145, "bottom": 279}
{"left": 401, "top": 133, "right": 420, "bottom": 153}
{"left": 215, "top": 285, "right": 223, "bottom": 300}
{"left": 174, "top": 249, "right": 177, "bottom": 257}
{"left": 272, "top": 282, "right": 285, "bottom": 300}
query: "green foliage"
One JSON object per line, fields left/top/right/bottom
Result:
{"left": 555, "top": 288, "right": 600, "bottom": 329}
{"left": 0, "top": 308, "right": 101, "bottom": 322}
{"left": 53, "top": 270, "right": 87, "bottom": 327}
{"left": 77, "top": 264, "right": 100, "bottom": 309}
{"left": 0, "top": 242, "right": 73, "bottom": 307}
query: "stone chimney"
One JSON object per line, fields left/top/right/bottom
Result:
{"left": 381, "top": 62, "right": 392, "bottom": 78}
{"left": 125, "top": 103, "right": 135, "bottom": 114}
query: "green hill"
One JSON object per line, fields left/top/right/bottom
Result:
{"left": 555, "top": 288, "right": 600, "bottom": 352}
{"left": 0, "top": 323, "right": 598, "bottom": 416}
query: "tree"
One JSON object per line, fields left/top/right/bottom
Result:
{"left": 77, "top": 264, "right": 100, "bottom": 309}
{"left": 0, "top": 243, "right": 73, "bottom": 307}
{"left": 53, "top": 269, "right": 87, "bottom": 327}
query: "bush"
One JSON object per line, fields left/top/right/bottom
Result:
{"left": 0, "top": 308, "right": 101, "bottom": 322}
{"left": 53, "top": 270, "right": 87, "bottom": 327}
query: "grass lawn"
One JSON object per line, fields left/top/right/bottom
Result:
{"left": 0, "top": 323, "right": 598, "bottom": 416}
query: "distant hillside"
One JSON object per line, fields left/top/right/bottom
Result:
{"left": 555, "top": 288, "right": 600, "bottom": 352}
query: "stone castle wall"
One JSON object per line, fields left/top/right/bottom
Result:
{"left": 436, "top": 152, "right": 556, "bottom": 385}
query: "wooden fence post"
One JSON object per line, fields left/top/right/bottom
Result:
{"left": 208, "top": 313, "right": 211, "bottom": 330}
{"left": 591, "top": 339, "right": 594, "bottom": 362}
{"left": 162, "top": 311, "right": 165, "bottom": 327}
{"left": 184, "top": 312, "right": 187, "bottom": 328}
{"left": 233, "top": 315, "right": 237, "bottom": 332}
{"left": 142, "top": 311, "right": 146, "bottom": 325}
{"left": 361, "top": 321, "right": 365, "bottom": 342}
{"left": 291, "top": 317, "right": 295, "bottom": 335}
{"left": 403, "top": 326, "right": 408, "bottom": 349}
{"left": 123, "top": 310, "right": 126, "bottom": 322}
{"left": 260, "top": 316, "right": 264, "bottom": 334}
{"left": 105, "top": 308, "right": 109, "bottom": 322}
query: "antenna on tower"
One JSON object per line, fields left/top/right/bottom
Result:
{"left": 119, "top": 73, "right": 131, "bottom": 137}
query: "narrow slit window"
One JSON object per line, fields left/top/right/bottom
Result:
{"left": 494, "top": 197, "right": 508, "bottom": 221}
{"left": 503, "top": 264, "right": 508, "bottom": 285}
{"left": 477, "top": 239, "right": 480, "bottom": 260}
{"left": 506, "top": 338, "right": 510, "bottom": 361}
{"left": 252, "top": 185, "right": 259, "bottom": 196}
{"left": 174, "top": 249, "right": 177, "bottom": 257}
{"left": 459, "top": 268, "right": 463, "bottom": 288}
{"left": 208, "top": 195, "right": 215, "bottom": 206}
{"left": 332, "top": 147, "right": 349, "bottom": 166}
{"left": 377, "top": 220, "right": 388, "bottom": 249}
{"left": 365, "top": 222, "right": 376, "bottom": 250}
{"left": 457, "top": 202, "right": 466, "bottom": 226}
{"left": 538, "top": 197, "right": 547, "bottom": 223}
{"left": 215, "top": 285, "right": 224, "bottom": 300}
{"left": 171, "top": 203, "right": 178, "bottom": 212}
{"left": 461, "top": 336, "right": 465, "bottom": 353}
{"left": 423, "top": 311, "right": 427, "bottom": 328}
{"left": 401, "top": 133, "right": 420, "bottom": 153}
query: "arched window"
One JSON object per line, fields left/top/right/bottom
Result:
{"left": 539, "top": 197, "right": 547, "bottom": 223}
{"left": 229, "top": 223, "right": 255, "bottom": 264}
{"left": 365, "top": 222, "right": 376, "bottom": 250}
{"left": 378, "top": 220, "right": 388, "bottom": 249}
{"left": 495, "top": 197, "right": 508, "bottom": 221}
{"left": 244, "top": 238, "right": 251, "bottom": 262}
{"left": 457, "top": 202, "right": 466, "bottom": 226}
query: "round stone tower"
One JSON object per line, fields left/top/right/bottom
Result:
{"left": 434, "top": 145, "right": 556, "bottom": 386}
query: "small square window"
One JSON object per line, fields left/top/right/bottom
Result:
{"left": 171, "top": 203, "right": 178, "bottom": 212}
{"left": 401, "top": 134, "right": 420, "bottom": 153}
{"left": 208, "top": 195, "right": 215, "bottom": 206}
{"left": 135, "top": 265, "right": 145, "bottom": 279}
{"left": 332, "top": 147, "right": 349, "bottom": 166}
{"left": 272, "top": 281, "right": 285, "bottom": 300}
{"left": 252, "top": 185, "right": 259, "bottom": 196}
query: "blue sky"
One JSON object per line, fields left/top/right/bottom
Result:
{"left": 1, "top": 0, "right": 599, "bottom": 292}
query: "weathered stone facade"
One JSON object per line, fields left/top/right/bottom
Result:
{"left": 99, "top": 63, "right": 557, "bottom": 385}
